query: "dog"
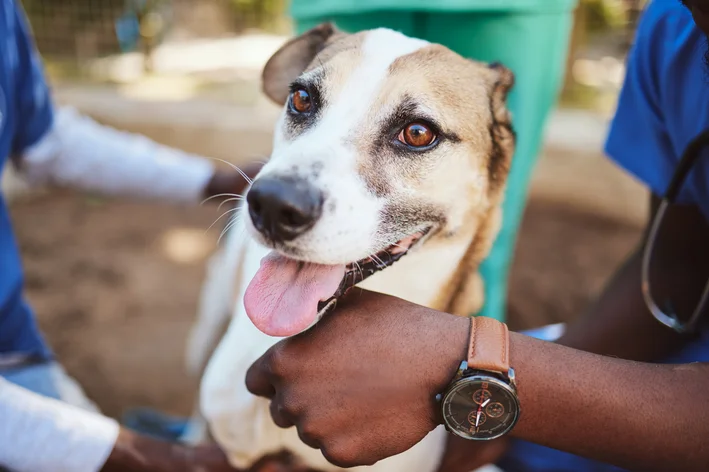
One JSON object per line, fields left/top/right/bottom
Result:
{"left": 184, "top": 23, "right": 515, "bottom": 471}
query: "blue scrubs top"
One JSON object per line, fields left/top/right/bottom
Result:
{"left": 0, "top": 0, "right": 54, "bottom": 360}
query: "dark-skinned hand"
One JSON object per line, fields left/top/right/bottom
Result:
{"left": 245, "top": 289, "right": 474, "bottom": 468}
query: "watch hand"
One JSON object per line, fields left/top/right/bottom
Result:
{"left": 475, "top": 397, "right": 491, "bottom": 430}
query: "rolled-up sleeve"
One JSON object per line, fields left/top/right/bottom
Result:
{"left": 0, "top": 377, "right": 119, "bottom": 472}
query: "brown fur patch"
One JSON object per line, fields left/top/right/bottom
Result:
{"left": 486, "top": 63, "right": 516, "bottom": 198}
{"left": 357, "top": 44, "right": 496, "bottom": 199}
{"left": 434, "top": 65, "right": 516, "bottom": 317}
{"left": 374, "top": 48, "right": 516, "bottom": 316}
{"left": 438, "top": 206, "right": 504, "bottom": 316}
{"left": 262, "top": 23, "right": 360, "bottom": 105}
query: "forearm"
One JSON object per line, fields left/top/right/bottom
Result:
{"left": 556, "top": 246, "right": 686, "bottom": 361}
{"left": 15, "top": 107, "right": 216, "bottom": 203}
{"left": 557, "top": 196, "right": 709, "bottom": 362}
{"left": 0, "top": 378, "right": 119, "bottom": 472}
{"left": 510, "top": 332, "right": 709, "bottom": 471}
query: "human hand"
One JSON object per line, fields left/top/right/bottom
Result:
{"left": 245, "top": 289, "right": 470, "bottom": 468}
{"left": 204, "top": 162, "right": 263, "bottom": 202}
{"left": 102, "top": 428, "right": 241, "bottom": 472}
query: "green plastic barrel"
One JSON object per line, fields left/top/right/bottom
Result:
{"left": 292, "top": 0, "right": 578, "bottom": 322}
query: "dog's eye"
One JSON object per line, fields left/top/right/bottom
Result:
{"left": 398, "top": 122, "right": 437, "bottom": 148}
{"left": 289, "top": 88, "right": 312, "bottom": 114}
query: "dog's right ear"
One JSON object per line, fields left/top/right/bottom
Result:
{"left": 262, "top": 23, "right": 341, "bottom": 105}
{"left": 487, "top": 62, "right": 515, "bottom": 125}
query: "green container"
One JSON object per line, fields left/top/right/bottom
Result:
{"left": 293, "top": 0, "right": 577, "bottom": 322}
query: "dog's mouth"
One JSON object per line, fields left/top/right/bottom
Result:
{"left": 243, "top": 227, "right": 431, "bottom": 337}
{"left": 316, "top": 227, "right": 431, "bottom": 313}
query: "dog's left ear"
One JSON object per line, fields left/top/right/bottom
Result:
{"left": 487, "top": 62, "right": 515, "bottom": 125}
{"left": 262, "top": 23, "right": 342, "bottom": 105}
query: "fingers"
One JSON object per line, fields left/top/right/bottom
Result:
{"left": 269, "top": 393, "right": 295, "bottom": 429}
{"left": 247, "top": 344, "right": 300, "bottom": 430}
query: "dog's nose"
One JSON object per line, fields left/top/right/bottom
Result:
{"left": 247, "top": 177, "right": 323, "bottom": 242}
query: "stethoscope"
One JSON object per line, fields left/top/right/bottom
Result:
{"left": 642, "top": 128, "right": 709, "bottom": 333}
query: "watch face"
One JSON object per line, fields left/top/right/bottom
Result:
{"left": 441, "top": 374, "right": 520, "bottom": 440}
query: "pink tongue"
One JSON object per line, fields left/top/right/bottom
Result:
{"left": 244, "top": 252, "right": 345, "bottom": 336}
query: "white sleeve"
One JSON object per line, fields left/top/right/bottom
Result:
{"left": 17, "top": 107, "right": 216, "bottom": 204}
{"left": 0, "top": 377, "right": 119, "bottom": 472}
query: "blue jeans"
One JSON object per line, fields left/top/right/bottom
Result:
{"left": 498, "top": 323, "right": 709, "bottom": 472}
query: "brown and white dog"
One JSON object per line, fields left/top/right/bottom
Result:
{"left": 184, "top": 23, "right": 515, "bottom": 471}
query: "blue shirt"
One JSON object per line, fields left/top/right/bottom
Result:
{"left": 0, "top": 0, "right": 54, "bottom": 360}
{"left": 606, "top": 0, "right": 709, "bottom": 218}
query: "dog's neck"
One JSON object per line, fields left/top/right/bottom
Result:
{"left": 357, "top": 225, "right": 480, "bottom": 311}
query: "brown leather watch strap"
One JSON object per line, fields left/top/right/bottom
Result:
{"left": 467, "top": 316, "right": 510, "bottom": 374}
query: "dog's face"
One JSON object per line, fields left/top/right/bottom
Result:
{"left": 243, "top": 25, "right": 515, "bottom": 336}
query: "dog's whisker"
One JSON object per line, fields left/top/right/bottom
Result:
{"left": 218, "top": 213, "right": 243, "bottom": 244}
{"left": 207, "top": 157, "right": 254, "bottom": 185}
{"left": 205, "top": 208, "right": 241, "bottom": 235}
{"left": 353, "top": 260, "right": 365, "bottom": 283}
{"left": 217, "top": 196, "right": 244, "bottom": 212}
{"left": 201, "top": 193, "right": 243, "bottom": 206}
{"left": 221, "top": 218, "right": 247, "bottom": 247}
{"left": 370, "top": 253, "right": 386, "bottom": 269}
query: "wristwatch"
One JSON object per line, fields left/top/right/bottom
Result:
{"left": 438, "top": 316, "right": 520, "bottom": 441}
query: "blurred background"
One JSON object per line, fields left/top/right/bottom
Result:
{"left": 3, "top": 0, "right": 650, "bottom": 418}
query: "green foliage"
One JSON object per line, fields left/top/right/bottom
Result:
{"left": 579, "top": 0, "right": 634, "bottom": 32}
{"left": 226, "top": 0, "right": 288, "bottom": 32}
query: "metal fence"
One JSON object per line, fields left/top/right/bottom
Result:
{"left": 21, "top": 0, "right": 288, "bottom": 63}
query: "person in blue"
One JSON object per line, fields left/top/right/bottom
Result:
{"left": 0, "top": 0, "right": 271, "bottom": 470}
{"left": 241, "top": 1, "right": 709, "bottom": 471}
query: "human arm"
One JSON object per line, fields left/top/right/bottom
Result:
{"left": 9, "top": 4, "right": 259, "bottom": 204}
{"left": 553, "top": 2, "right": 709, "bottom": 361}
{"left": 440, "top": 199, "right": 709, "bottom": 471}
{"left": 245, "top": 289, "right": 709, "bottom": 471}
{"left": 0, "top": 377, "right": 245, "bottom": 472}
{"left": 508, "top": 330, "right": 708, "bottom": 471}
{"left": 0, "top": 376, "right": 118, "bottom": 472}
{"left": 14, "top": 107, "right": 262, "bottom": 204}
{"left": 555, "top": 194, "right": 709, "bottom": 361}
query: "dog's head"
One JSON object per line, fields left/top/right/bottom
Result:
{"left": 243, "top": 24, "right": 515, "bottom": 336}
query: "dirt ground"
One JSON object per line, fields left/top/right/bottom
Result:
{"left": 9, "top": 190, "right": 643, "bottom": 419}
